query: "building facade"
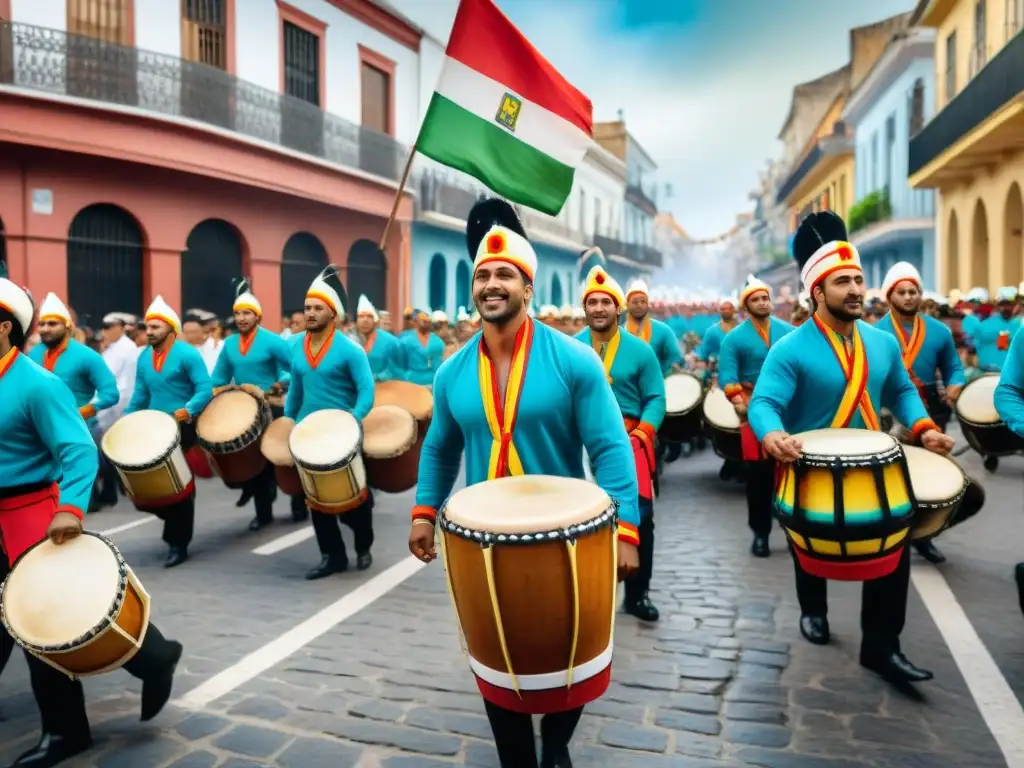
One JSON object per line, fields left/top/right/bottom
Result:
{"left": 0, "top": 0, "right": 424, "bottom": 328}
{"left": 843, "top": 24, "right": 938, "bottom": 289}
{"left": 909, "top": 0, "right": 1024, "bottom": 293}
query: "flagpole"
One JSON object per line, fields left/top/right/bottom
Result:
{"left": 378, "top": 145, "right": 418, "bottom": 251}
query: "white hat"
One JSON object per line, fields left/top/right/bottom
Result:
{"left": 102, "top": 312, "right": 126, "bottom": 325}
{"left": 233, "top": 279, "right": 262, "bottom": 316}
{"left": 739, "top": 274, "right": 771, "bottom": 307}
{"left": 626, "top": 279, "right": 649, "bottom": 300}
{"left": 997, "top": 285, "right": 1017, "bottom": 302}
{"left": 0, "top": 277, "right": 34, "bottom": 338}
{"left": 539, "top": 304, "right": 558, "bottom": 318}
{"left": 357, "top": 294, "right": 378, "bottom": 321}
{"left": 456, "top": 305, "right": 470, "bottom": 322}
{"left": 144, "top": 295, "right": 182, "bottom": 334}
{"left": 38, "top": 292, "right": 72, "bottom": 325}
{"left": 307, "top": 267, "right": 344, "bottom": 316}
{"left": 431, "top": 309, "right": 448, "bottom": 324}
{"left": 474, "top": 225, "right": 538, "bottom": 282}
{"left": 559, "top": 303, "right": 573, "bottom": 318}
{"left": 881, "top": 261, "right": 922, "bottom": 298}
{"left": 968, "top": 286, "right": 990, "bottom": 302}
{"left": 572, "top": 305, "right": 585, "bottom": 319}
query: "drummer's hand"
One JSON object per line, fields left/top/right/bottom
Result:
{"left": 47, "top": 512, "right": 83, "bottom": 545}
{"left": 762, "top": 431, "right": 802, "bottom": 463}
{"left": 409, "top": 520, "right": 437, "bottom": 563}
{"left": 945, "top": 384, "right": 963, "bottom": 404}
{"left": 730, "top": 396, "right": 748, "bottom": 417}
{"left": 240, "top": 383, "right": 264, "bottom": 399}
{"left": 174, "top": 408, "right": 191, "bottom": 423}
{"left": 921, "top": 429, "right": 954, "bottom": 456}
{"left": 617, "top": 541, "right": 639, "bottom": 581}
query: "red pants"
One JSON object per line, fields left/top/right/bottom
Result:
{"left": 0, "top": 484, "right": 58, "bottom": 565}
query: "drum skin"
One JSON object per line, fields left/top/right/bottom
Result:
{"left": 362, "top": 405, "right": 420, "bottom": 494}
{"left": 290, "top": 410, "right": 368, "bottom": 514}
{"left": 659, "top": 373, "right": 704, "bottom": 443}
{"left": 261, "top": 418, "right": 303, "bottom": 495}
{"left": 702, "top": 388, "right": 742, "bottom": 462}
{"left": 197, "top": 389, "right": 270, "bottom": 487}
{"left": 955, "top": 375, "right": 1024, "bottom": 457}
{"left": 101, "top": 410, "right": 194, "bottom": 509}
{"left": 903, "top": 445, "right": 967, "bottom": 541}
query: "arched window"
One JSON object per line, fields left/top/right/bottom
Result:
{"left": 281, "top": 232, "right": 329, "bottom": 317}
{"left": 347, "top": 239, "right": 386, "bottom": 313}
{"left": 909, "top": 78, "right": 925, "bottom": 136}
{"left": 181, "top": 219, "right": 245, "bottom": 318}
{"left": 455, "top": 260, "right": 471, "bottom": 311}
{"left": 429, "top": 253, "right": 447, "bottom": 311}
{"left": 67, "top": 203, "right": 145, "bottom": 325}
{"left": 551, "top": 273, "right": 563, "bottom": 307}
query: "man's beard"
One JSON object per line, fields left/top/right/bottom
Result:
{"left": 476, "top": 291, "right": 523, "bottom": 325}
{"left": 629, "top": 309, "right": 646, "bottom": 321}
{"left": 893, "top": 300, "right": 919, "bottom": 317}
{"left": 42, "top": 332, "right": 66, "bottom": 349}
{"left": 587, "top": 314, "right": 616, "bottom": 333}
{"left": 825, "top": 295, "right": 864, "bottom": 322}
{"left": 749, "top": 308, "right": 771, "bottom": 320}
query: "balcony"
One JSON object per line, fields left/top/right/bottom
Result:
{"left": 0, "top": 22, "right": 408, "bottom": 183}
{"left": 593, "top": 234, "right": 663, "bottom": 268}
{"left": 626, "top": 183, "right": 658, "bottom": 216}
{"left": 775, "top": 128, "right": 853, "bottom": 206}
{"left": 417, "top": 174, "right": 481, "bottom": 221}
{"left": 909, "top": 29, "right": 1024, "bottom": 186}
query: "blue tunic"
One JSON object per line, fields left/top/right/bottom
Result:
{"left": 974, "top": 314, "right": 1021, "bottom": 372}
{"left": 211, "top": 327, "right": 292, "bottom": 391}
{"left": 1, "top": 349, "right": 97, "bottom": 515}
{"left": 285, "top": 330, "right": 375, "bottom": 423}
{"left": 363, "top": 329, "right": 402, "bottom": 382}
{"left": 28, "top": 338, "right": 118, "bottom": 426}
{"left": 399, "top": 331, "right": 445, "bottom": 386}
{"left": 875, "top": 312, "right": 965, "bottom": 389}
{"left": 718, "top": 317, "right": 794, "bottom": 396}
{"left": 574, "top": 328, "right": 666, "bottom": 429}
{"left": 415, "top": 321, "right": 641, "bottom": 533}
{"left": 625, "top": 316, "right": 683, "bottom": 375}
{"left": 698, "top": 322, "right": 733, "bottom": 362}
{"left": 995, "top": 329, "right": 1024, "bottom": 437}
{"left": 126, "top": 340, "right": 213, "bottom": 417}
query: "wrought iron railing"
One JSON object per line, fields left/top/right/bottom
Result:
{"left": 520, "top": 209, "right": 584, "bottom": 242}
{"left": 775, "top": 143, "right": 823, "bottom": 205}
{"left": 0, "top": 22, "right": 408, "bottom": 182}
{"left": 593, "top": 234, "right": 663, "bottom": 268}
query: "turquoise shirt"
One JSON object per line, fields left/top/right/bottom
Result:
{"left": 974, "top": 314, "right": 1021, "bottom": 371}
{"left": 718, "top": 317, "right": 794, "bottom": 393}
{"left": 415, "top": 321, "right": 640, "bottom": 529}
{"left": 211, "top": 327, "right": 292, "bottom": 391}
{"left": 574, "top": 328, "right": 666, "bottom": 429}
{"left": 363, "top": 329, "right": 402, "bottom": 382}
{"left": 698, "top": 322, "right": 732, "bottom": 362}
{"left": 28, "top": 338, "right": 118, "bottom": 425}
{"left": 126, "top": 340, "right": 213, "bottom": 417}
{"left": 625, "top": 316, "right": 683, "bottom": 376}
{"left": 748, "top": 319, "right": 932, "bottom": 439}
{"left": 995, "top": 329, "right": 1024, "bottom": 437}
{"left": 399, "top": 330, "right": 445, "bottom": 386}
{"left": 1, "top": 350, "right": 97, "bottom": 514}
{"left": 876, "top": 312, "right": 965, "bottom": 388}
{"left": 285, "top": 330, "right": 375, "bottom": 423}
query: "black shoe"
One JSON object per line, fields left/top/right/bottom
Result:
{"left": 799, "top": 615, "right": 830, "bottom": 645}
{"left": 141, "top": 641, "right": 183, "bottom": 722}
{"left": 248, "top": 516, "right": 272, "bottom": 532}
{"left": 913, "top": 540, "right": 946, "bottom": 564}
{"left": 356, "top": 552, "right": 373, "bottom": 571}
{"left": 236, "top": 488, "right": 254, "bottom": 508}
{"left": 291, "top": 504, "right": 309, "bottom": 523}
{"left": 984, "top": 455, "right": 999, "bottom": 473}
{"left": 97, "top": 493, "right": 118, "bottom": 508}
{"left": 540, "top": 749, "right": 572, "bottom": 768}
{"left": 1015, "top": 564, "right": 1024, "bottom": 616}
{"left": 751, "top": 535, "right": 770, "bottom": 558}
{"left": 624, "top": 595, "right": 660, "bottom": 622}
{"left": 305, "top": 555, "right": 348, "bottom": 580}
{"left": 164, "top": 547, "right": 188, "bottom": 568}
{"left": 719, "top": 462, "right": 732, "bottom": 481}
{"left": 10, "top": 733, "right": 92, "bottom": 767}
{"left": 664, "top": 443, "right": 682, "bottom": 463}
{"left": 860, "top": 651, "right": 933, "bottom": 683}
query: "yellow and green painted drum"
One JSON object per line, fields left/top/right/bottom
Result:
{"left": 774, "top": 429, "right": 916, "bottom": 581}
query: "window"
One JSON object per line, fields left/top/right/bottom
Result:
{"left": 971, "top": 0, "right": 987, "bottom": 76}
{"left": 945, "top": 31, "right": 957, "bottom": 102}
{"left": 1009, "top": 0, "right": 1024, "bottom": 39}
{"left": 67, "top": 0, "right": 131, "bottom": 45}
{"left": 594, "top": 199, "right": 602, "bottom": 236}
{"left": 182, "top": 0, "right": 228, "bottom": 70}
{"left": 359, "top": 47, "right": 394, "bottom": 136}
{"left": 909, "top": 78, "right": 925, "bottom": 135}
{"left": 884, "top": 114, "right": 896, "bottom": 192}
{"left": 870, "top": 133, "right": 878, "bottom": 191}
{"left": 283, "top": 22, "right": 319, "bottom": 105}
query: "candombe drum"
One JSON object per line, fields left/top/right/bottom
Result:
{"left": 903, "top": 445, "right": 968, "bottom": 541}
{"left": 374, "top": 380, "right": 434, "bottom": 436}
{"left": 101, "top": 410, "right": 194, "bottom": 510}
{"left": 196, "top": 387, "right": 272, "bottom": 487}
{"left": 701, "top": 388, "right": 742, "bottom": 462}
{"left": 439, "top": 475, "right": 617, "bottom": 713}
{"left": 0, "top": 533, "right": 151, "bottom": 677}
{"left": 260, "top": 417, "right": 303, "bottom": 495}
{"left": 775, "top": 429, "right": 915, "bottom": 581}
{"left": 362, "top": 405, "right": 420, "bottom": 494}
{"left": 955, "top": 374, "right": 1024, "bottom": 457}
{"left": 659, "top": 372, "right": 705, "bottom": 443}
{"left": 289, "top": 409, "right": 368, "bottom": 513}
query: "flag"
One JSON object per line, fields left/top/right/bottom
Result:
{"left": 416, "top": 0, "right": 593, "bottom": 216}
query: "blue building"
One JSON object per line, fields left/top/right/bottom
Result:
{"left": 842, "top": 26, "right": 937, "bottom": 289}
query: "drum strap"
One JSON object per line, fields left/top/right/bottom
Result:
{"left": 814, "top": 316, "right": 880, "bottom": 430}
{"left": 478, "top": 318, "right": 534, "bottom": 478}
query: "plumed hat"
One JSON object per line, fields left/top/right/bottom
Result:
{"left": 307, "top": 265, "right": 345, "bottom": 316}
{"left": 581, "top": 265, "right": 625, "bottom": 307}
{"left": 233, "top": 278, "right": 262, "bottom": 316}
{"left": 792, "top": 211, "right": 861, "bottom": 291}
{"left": 739, "top": 274, "right": 771, "bottom": 307}
{"left": 467, "top": 198, "right": 537, "bottom": 282}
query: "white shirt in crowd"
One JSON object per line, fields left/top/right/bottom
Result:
{"left": 98, "top": 333, "right": 138, "bottom": 432}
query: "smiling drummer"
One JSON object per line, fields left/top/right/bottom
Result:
{"left": 407, "top": 198, "right": 640, "bottom": 768}
{"left": 0, "top": 275, "right": 183, "bottom": 768}
{"left": 285, "top": 268, "right": 376, "bottom": 580}
{"left": 576, "top": 266, "right": 666, "bottom": 623}
{"left": 210, "top": 280, "right": 293, "bottom": 531}
{"left": 717, "top": 274, "right": 794, "bottom": 559}
{"left": 125, "top": 296, "right": 213, "bottom": 568}
{"left": 748, "top": 211, "right": 952, "bottom": 687}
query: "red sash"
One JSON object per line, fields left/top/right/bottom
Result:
{"left": 624, "top": 417, "right": 655, "bottom": 501}
{"left": 0, "top": 484, "right": 59, "bottom": 564}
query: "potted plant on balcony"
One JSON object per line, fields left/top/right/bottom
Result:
{"left": 847, "top": 187, "right": 892, "bottom": 233}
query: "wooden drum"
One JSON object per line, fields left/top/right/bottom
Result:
{"left": 101, "top": 410, "right": 194, "bottom": 510}
{"left": 904, "top": 445, "right": 967, "bottom": 541}
{"left": 260, "top": 417, "right": 302, "bottom": 495}
{"left": 702, "top": 388, "right": 742, "bottom": 462}
{"left": 439, "top": 475, "right": 617, "bottom": 714}
{"left": 374, "top": 380, "right": 433, "bottom": 434}
{"left": 362, "top": 405, "right": 420, "bottom": 494}
{"left": 659, "top": 373, "right": 704, "bottom": 443}
{"left": 955, "top": 374, "right": 1024, "bottom": 457}
{"left": 289, "top": 410, "right": 368, "bottom": 514}
{"left": 0, "top": 533, "right": 150, "bottom": 678}
{"left": 196, "top": 388, "right": 272, "bottom": 487}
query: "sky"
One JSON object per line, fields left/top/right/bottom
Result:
{"left": 388, "top": 0, "right": 918, "bottom": 240}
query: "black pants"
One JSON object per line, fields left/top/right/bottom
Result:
{"left": 247, "top": 463, "right": 278, "bottom": 523}
{"left": 625, "top": 499, "right": 654, "bottom": 604}
{"left": 151, "top": 495, "right": 195, "bottom": 549}
{"left": 483, "top": 699, "right": 584, "bottom": 768}
{"left": 791, "top": 543, "right": 911, "bottom": 655}
{"left": 746, "top": 460, "right": 775, "bottom": 536}
{"left": 310, "top": 492, "right": 374, "bottom": 560}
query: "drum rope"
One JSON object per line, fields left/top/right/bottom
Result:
{"left": 482, "top": 545, "right": 520, "bottom": 697}
{"left": 437, "top": 526, "right": 470, "bottom": 661}
{"left": 564, "top": 540, "right": 580, "bottom": 689}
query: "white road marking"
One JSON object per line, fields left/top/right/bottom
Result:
{"left": 175, "top": 555, "right": 427, "bottom": 709}
{"left": 251, "top": 526, "right": 316, "bottom": 555}
{"left": 93, "top": 517, "right": 157, "bottom": 536}
{"left": 911, "top": 567, "right": 1024, "bottom": 767}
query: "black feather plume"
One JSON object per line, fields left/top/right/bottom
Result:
{"left": 792, "top": 211, "right": 849, "bottom": 269}
{"left": 234, "top": 277, "right": 253, "bottom": 299}
{"left": 466, "top": 198, "right": 528, "bottom": 259}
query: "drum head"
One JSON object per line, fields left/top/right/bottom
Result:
{"left": 261, "top": 418, "right": 295, "bottom": 466}
{"left": 197, "top": 390, "right": 259, "bottom": 443}
{"left": 290, "top": 409, "right": 361, "bottom": 466}
{"left": 664, "top": 374, "right": 703, "bottom": 414}
{"left": 362, "top": 405, "right": 417, "bottom": 458}
{"left": 956, "top": 375, "right": 1000, "bottom": 424}
{"left": 445, "top": 475, "right": 610, "bottom": 534}
{"left": 903, "top": 445, "right": 965, "bottom": 502}
{"left": 702, "top": 388, "right": 740, "bottom": 429}
{"left": 794, "top": 428, "right": 898, "bottom": 458}
{"left": 3, "top": 535, "right": 120, "bottom": 649}
{"left": 374, "top": 381, "right": 434, "bottom": 421}
{"left": 101, "top": 410, "right": 178, "bottom": 467}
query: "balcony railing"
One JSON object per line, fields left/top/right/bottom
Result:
{"left": 593, "top": 234, "right": 663, "bottom": 268}
{"left": 520, "top": 210, "right": 584, "bottom": 242}
{"left": 626, "top": 183, "right": 658, "bottom": 216}
{"left": 775, "top": 144, "right": 823, "bottom": 205}
{"left": 909, "top": 28, "right": 1024, "bottom": 176}
{"left": 417, "top": 173, "right": 481, "bottom": 220}
{"left": 0, "top": 22, "right": 408, "bottom": 183}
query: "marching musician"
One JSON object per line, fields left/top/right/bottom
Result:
{"left": 994, "top": 329, "right": 1024, "bottom": 614}
{"left": 0, "top": 275, "right": 183, "bottom": 768}
{"left": 355, "top": 294, "right": 401, "bottom": 381}
{"left": 717, "top": 275, "right": 794, "bottom": 559}
{"left": 408, "top": 199, "right": 640, "bottom": 768}
{"left": 748, "top": 211, "right": 953, "bottom": 685}
{"left": 125, "top": 296, "right": 213, "bottom": 568}
{"left": 699, "top": 301, "right": 741, "bottom": 479}
{"left": 577, "top": 266, "right": 666, "bottom": 623}
{"left": 210, "top": 280, "right": 294, "bottom": 531}
{"left": 623, "top": 279, "right": 683, "bottom": 375}
{"left": 399, "top": 309, "right": 445, "bottom": 386}
{"left": 285, "top": 268, "right": 376, "bottom": 580}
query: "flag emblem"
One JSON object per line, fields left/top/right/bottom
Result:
{"left": 495, "top": 92, "right": 522, "bottom": 131}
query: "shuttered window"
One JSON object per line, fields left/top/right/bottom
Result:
{"left": 360, "top": 61, "right": 389, "bottom": 133}
{"left": 67, "top": 0, "right": 131, "bottom": 45}
{"left": 284, "top": 21, "right": 319, "bottom": 106}
{"left": 181, "top": 0, "right": 226, "bottom": 70}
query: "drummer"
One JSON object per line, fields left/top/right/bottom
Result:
{"left": 0, "top": 275, "right": 183, "bottom": 767}
{"left": 286, "top": 267, "right": 376, "bottom": 579}
{"left": 398, "top": 308, "right": 445, "bottom": 386}
{"left": 355, "top": 294, "right": 402, "bottom": 381}
{"left": 748, "top": 211, "right": 953, "bottom": 686}
{"left": 408, "top": 198, "right": 640, "bottom": 768}
{"left": 994, "top": 330, "right": 1024, "bottom": 613}
{"left": 210, "top": 280, "right": 294, "bottom": 531}
{"left": 623, "top": 279, "right": 683, "bottom": 375}
{"left": 125, "top": 295, "right": 213, "bottom": 568}
{"left": 577, "top": 266, "right": 666, "bottom": 623}
{"left": 717, "top": 274, "right": 794, "bottom": 559}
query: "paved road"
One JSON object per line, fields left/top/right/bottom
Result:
{"left": 0, "top": 433, "right": 1022, "bottom": 767}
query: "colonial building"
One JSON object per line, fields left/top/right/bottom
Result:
{"left": 0, "top": 0, "right": 426, "bottom": 328}
{"left": 909, "top": 0, "right": 1024, "bottom": 293}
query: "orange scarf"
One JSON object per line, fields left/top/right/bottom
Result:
{"left": 626, "top": 315, "right": 652, "bottom": 343}
{"left": 888, "top": 313, "right": 926, "bottom": 393}
{"left": 751, "top": 318, "right": 771, "bottom": 348}
{"left": 42, "top": 338, "right": 69, "bottom": 372}
{"left": 813, "top": 315, "right": 880, "bottom": 430}
{"left": 478, "top": 318, "right": 534, "bottom": 479}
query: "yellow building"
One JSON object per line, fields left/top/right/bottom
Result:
{"left": 909, "top": 0, "right": 1024, "bottom": 292}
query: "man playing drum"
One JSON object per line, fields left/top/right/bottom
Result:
{"left": 576, "top": 266, "right": 666, "bottom": 623}
{"left": 994, "top": 329, "right": 1024, "bottom": 614}
{"left": 398, "top": 309, "right": 445, "bottom": 387}
{"left": 285, "top": 267, "right": 377, "bottom": 580}
{"left": 408, "top": 198, "right": 640, "bottom": 768}
{"left": 210, "top": 280, "right": 293, "bottom": 531}
{"left": 0, "top": 275, "right": 183, "bottom": 768}
{"left": 125, "top": 296, "right": 213, "bottom": 568}
{"left": 717, "top": 275, "right": 794, "bottom": 559}
{"left": 699, "top": 301, "right": 741, "bottom": 479}
{"left": 355, "top": 295, "right": 402, "bottom": 382}
{"left": 748, "top": 211, "right": 953, "bottom": 686}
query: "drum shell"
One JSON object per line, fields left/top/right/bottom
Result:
{"left": 904, "top": 447, "right": 968, "bottom": 541}
{"left": 114, "top": 446, "right": 193, "bottom": 509}
{"left": 197, "top": 391, "right": 272, "bottom": 486}
{"left": 957, "top": 419, "right": 1024, "bottom": 457}
{"left": 274, "top": 464, "right": 304, "bottom": 496}
{"left": 706, "top": 424, "right": 742, "bottom": 462}
{"left": 365, "top": 443, "right": 422, "bottom": 494}
{"left": 659, "top": 409, "right": 703, "bottom": 443}
{"left": 295, "top": 454, "right": 368, "bottom": 514}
